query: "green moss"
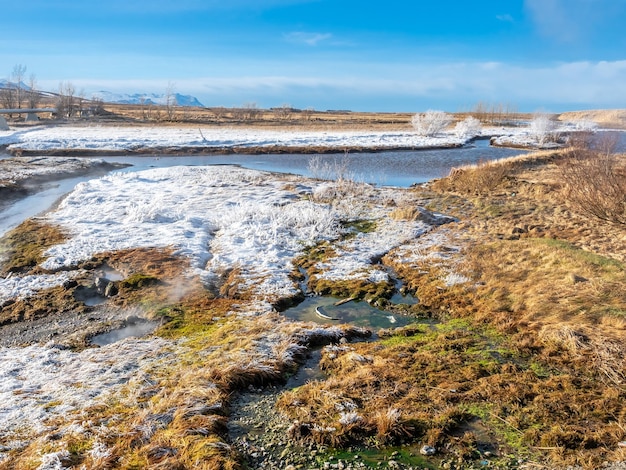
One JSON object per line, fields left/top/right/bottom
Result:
{"left": 120, "top": 273, "right": 160, "bottom": 290}
{"left": 530, "top": 238, "right": 624, "bottom": 271}
{"left": 341, "top": 219, "right": 377, "bottom": 236}
{"left": 0, "top": 220, "right": 66, "bottom": 274}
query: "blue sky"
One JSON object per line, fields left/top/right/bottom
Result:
{"left": 2, "top": 0, "right": 626, "bottom": 112}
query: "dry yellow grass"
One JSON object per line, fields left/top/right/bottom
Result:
{"left": 558, "top": 109, "right": 626, "bottom": 129}
{"left": 279, "top": 149, "right": 626, "bottom": 468}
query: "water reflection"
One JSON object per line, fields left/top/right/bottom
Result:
{"left": 283, "top": 296, "right": 412, "bottom": 329}
{"left": 99, "top": 140, "right": 529, "bottom": 187}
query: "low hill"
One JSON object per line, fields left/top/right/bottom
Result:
{"left": 558, "top": 109, "right": 626, "bottom": 129}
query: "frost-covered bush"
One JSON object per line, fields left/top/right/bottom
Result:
{"left": 411, "top": 110, "right": 452, "bottom": 137}
{"left": 574, "top": 119, "right": 598, "bottom": 132}
{"left": 530, "top": 114, "right": 556, "bottom": 144}
{"left": 454, "top": 116, "right": 482, "bottom": 139}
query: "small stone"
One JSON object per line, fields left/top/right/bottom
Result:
{"left": 420, "top": 445, "right": 437, "bottom": 456}
{"left": 569, "top": 273, "right": 588, "bottom": 284}
{"left": 618, "top": 441, "right": 626, "bottom": 448}
{"left": 285, "top": 465, "right": 296, "bottom": 470}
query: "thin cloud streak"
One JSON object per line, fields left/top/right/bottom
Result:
{"left": 284, "top": 32, "right": 333, "bottom": 46}
{"left": 52, "top": 60, "right": 626, "bottom": 112}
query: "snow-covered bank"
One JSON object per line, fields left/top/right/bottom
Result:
{"left": 0, "top": 156, "right": 126, "bottom": 189}
{"left": 1, "top": 166, "right": 441, "bottom": 307}
{"left": 0, "top": 121, "right": 612, "bottom": 156}
{"left": 0, "top": 125, "right": 470, "bottom": 154}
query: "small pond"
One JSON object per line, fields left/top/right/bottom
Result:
{"left": 283, "top": 295, "right": 413, "bottom": 329}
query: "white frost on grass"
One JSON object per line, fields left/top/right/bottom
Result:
{"left": 0, "top": 157, "right": 113, "bottom": 187}
{"left": 0, "top": 338, "right": 170, "bottom": 440}
{"left": 0, "top": 125, "right": 471, "bottom": 152}
{"left": 0, "top": 271, "right": 81, "bottom": 302}
{"left": 0, "top": 166, "right": 337, "bottom": 303}
{"left": 313, "top": 188, "right": 443, "bottom": 284}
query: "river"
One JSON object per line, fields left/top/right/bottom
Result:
{"left": 0, "top": 140, "right": 545, "bottom": 237}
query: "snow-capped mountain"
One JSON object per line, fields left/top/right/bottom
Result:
{"left": 91, "top": 91, "right": 204, "bottom": 107}
{"left": 0, "top": 79, "right": 31, "bottom": 90}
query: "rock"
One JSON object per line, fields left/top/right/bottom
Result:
{"left": 420, "top": 445, "right": 437, "bottom": 456}
{"left": 62, "top": 279, "right": 78, "bottom": 289}
{"left": 569, "top": 273, "right": 588, "bottom": 284}
{"left": 285, "top": 465, "right": 296, "bottom": 470}
{"left": 104, "top": 282, "right": 118, "bottom": 297}
{"left": 512, "top": 226, "right": 526, "bottom": 234}
{"left": 94, "top": 277, "right": 110, "bottom": 294}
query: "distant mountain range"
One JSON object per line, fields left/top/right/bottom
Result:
{"left": 91, "top": 91, "right": 204, "bottom": 107}
{"left": 0, "top": 81, "right": 204, "bottom": 108}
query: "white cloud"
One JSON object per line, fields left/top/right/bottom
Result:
{"left": 284, "top": 32, "right": 333, "bottom": 46}
{"left": 496, "top": 14, "right": 514, "bottom": 23}
{"left": 38, "top": 59, "right": 626, "bottom": 111}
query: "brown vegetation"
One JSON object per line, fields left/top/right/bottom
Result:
{"left": 278, "top": 149, "right": 626, "bottom": 468}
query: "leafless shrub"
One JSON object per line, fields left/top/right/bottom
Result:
{"left": 307, "top": 152, "right": 353, "bottom": 181}
{"left": 273, "top": 103, "right": 293, "bottom": 120}
{"left": 557, "top": 135, "right": 626, "bottom": 225}
{"left": 530, "top": 113, "right": 557, "bottom": 144}
{"left": 212, "top": 106, "right": 227, "bottom": 121}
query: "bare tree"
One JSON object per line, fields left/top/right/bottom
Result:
{"left": 212, "top": 106, "right": 227, "bottom": 121}
{"left": 11, "top": 64, "right": 27, "bottom": 110}
{"left": 302, "top": 107, "right": 315, "bottom": 121}
{"left": 242, "top": 102, "right": 260, "bottom": 121}
{"left": 26, "top": 74, "right": 40, "bottom": 109}
{"left": 0, "top": 85, "right": 16, "bottom": 111}
{"left": 57, "top": 81, "right": 76, "bottom": 118}
{"left": 273, "top": 103, "right": 292, "bottom": 120}
{"left": 165, "top": 81, "right": 176, "bottom": 121}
